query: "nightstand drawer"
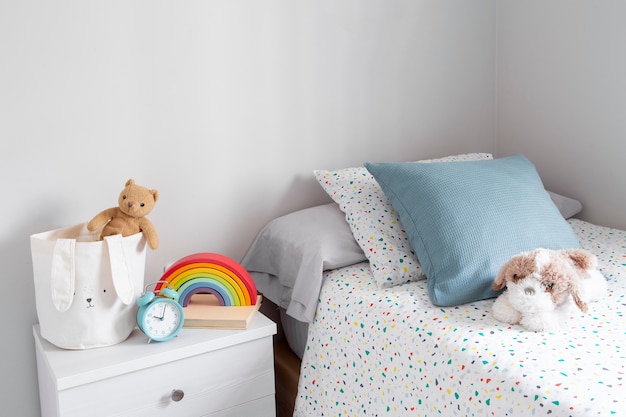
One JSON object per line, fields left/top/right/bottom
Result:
{"left": 57, "top": 338, "right": 273, "bottom": 416}
{"left": 34, "top": 314, "right": 277, "bottom": 417}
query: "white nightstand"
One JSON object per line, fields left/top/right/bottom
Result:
{"left": 33, "top": 313, "right": 277, "bottom": 417}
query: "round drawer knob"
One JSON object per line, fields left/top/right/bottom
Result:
{"left": 171, "top": 389, "right": 185, "bottom": 402}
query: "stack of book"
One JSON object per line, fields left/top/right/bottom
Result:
{"left": 183, "top": 294, "right": 262, "bottom": 330}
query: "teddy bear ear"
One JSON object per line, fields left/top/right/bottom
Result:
{"left": 151, "top": 189, "right": 159, "bottom": 202}
{"left": 125, "top": 179, "right": 136, "bottom": 187}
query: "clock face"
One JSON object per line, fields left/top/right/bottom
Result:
{"left": 142, "top": 300, "right": 183, "bottom": 340}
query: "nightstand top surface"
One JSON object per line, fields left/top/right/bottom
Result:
{"left": 33, "top": 312, "right": 276, "bottom": 390}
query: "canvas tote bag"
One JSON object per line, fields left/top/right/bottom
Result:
{"left": 31, "top": 223, "right": 147, "bottom": 349}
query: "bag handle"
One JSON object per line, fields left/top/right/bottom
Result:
{"left": 104, "top": 234, "right": 134, "bottom": 305}
{"left": 51, "top": 238, "right": 76, "bottom": 312}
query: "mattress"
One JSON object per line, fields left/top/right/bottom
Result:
{"left": 294, "top": 218, "right": 626, "bottom": 416}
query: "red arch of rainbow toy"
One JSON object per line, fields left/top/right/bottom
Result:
{"left": 154, "top": 253, "right": 257, "bottom": 307}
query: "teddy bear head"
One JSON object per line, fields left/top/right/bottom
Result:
{"left": 117, "top": 179, "right": 159, "bottom": 218}
{"left": 493, "top": 248, "right": 597, "bottom": 313}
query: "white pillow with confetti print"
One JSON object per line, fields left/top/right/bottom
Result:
{"left": 314, "top": 153, "right": 493, "bottom": 288}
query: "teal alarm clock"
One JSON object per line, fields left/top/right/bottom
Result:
{"left": 136, "top": 282, "right": 184, "bottom": 342}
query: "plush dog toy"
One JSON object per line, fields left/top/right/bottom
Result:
{"left": 87, "top": 179, "right": 159, "bottom": 249}
{"left": 492, "top": 248, "right": 607, "bottom": 332}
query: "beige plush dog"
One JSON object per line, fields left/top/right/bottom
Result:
{"left": 492, "top": 248, "right": 607, "bottom": 332}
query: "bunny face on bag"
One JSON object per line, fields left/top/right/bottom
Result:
{"left": 77, "top": 282, "right": 115, "bottom": 310}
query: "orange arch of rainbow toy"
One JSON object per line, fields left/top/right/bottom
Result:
{"left": 155, "top": 253, "right": 257, "bottom": 307}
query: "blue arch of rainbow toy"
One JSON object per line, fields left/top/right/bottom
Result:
{"left": 177, "top": 277, "right": 236, "bottom": 307}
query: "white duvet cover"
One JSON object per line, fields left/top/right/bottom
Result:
{"left": 295, "top": 219, "right": 626, "bottom": 416}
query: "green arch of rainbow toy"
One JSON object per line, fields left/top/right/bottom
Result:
{"left": 154, "top": 253, "right": 257, "bottom": 307}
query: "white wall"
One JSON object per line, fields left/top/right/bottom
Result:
{"left": 497, "top": 1, "right": 626, "bottom": 229}
{"left": 0, "top": 2, "right": 495, "bottom": 415}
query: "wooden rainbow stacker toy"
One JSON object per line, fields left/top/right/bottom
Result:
{"left": 155, "top": 253, "right": 260, "bottom": 329}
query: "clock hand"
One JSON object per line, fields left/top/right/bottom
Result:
{"left": 159, "top": 303, "right": 167, "bottom": 320}
{"left": 153, "top": 303, "right": 166, "bottom": 321}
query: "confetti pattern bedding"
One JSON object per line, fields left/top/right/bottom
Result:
{"left": 295, "top": 219, "right": 626, "bottom": 416}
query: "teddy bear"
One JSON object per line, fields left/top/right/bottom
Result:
{"left": 87, "top": 179, "right": 159, "bottom": 249}
{"left": 491, "top": 248, "right": 607, "bottom": 332}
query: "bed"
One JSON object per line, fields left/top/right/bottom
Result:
{"left": 242, "top": 153, "right": 626, "bottom": 417}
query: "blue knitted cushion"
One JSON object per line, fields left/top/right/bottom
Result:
{"left": 364, "top": 155, "right": 581, "bottom": 306}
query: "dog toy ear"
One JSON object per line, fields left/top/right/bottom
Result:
{"left": 571, "top": 287, "right": 589, "bottom": 313}
{"left": 561, "top": 249, "right": 594, "bottom": 313}
{"left": 493, "top": 264, "right": 509, "bottom": 291}
{"left": 562, "top": 249, "right": 596, "bottom": 270}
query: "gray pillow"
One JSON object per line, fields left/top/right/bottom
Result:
{"left": 548, "top": 191, "right": 583, "bottom": 219}
{"left": 241, "top": 203, "right": 366, "bottom": 322}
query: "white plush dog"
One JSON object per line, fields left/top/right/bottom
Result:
{"left": 492, "top": 248, "right": 607, "bottom": 332}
